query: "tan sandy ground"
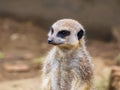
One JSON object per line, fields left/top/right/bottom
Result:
{"left": 0, "top": 77, "right": 42, "bottom": 90}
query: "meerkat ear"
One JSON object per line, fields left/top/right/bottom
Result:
{"left": 77, "top": 29, "right": 84, "bottom": 40}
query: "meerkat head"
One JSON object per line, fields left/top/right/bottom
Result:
{"left": 48, "top": 19, "right": 85, "bottom": 49}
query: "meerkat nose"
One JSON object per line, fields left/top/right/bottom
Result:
{"left": 48, "top": 39, "right": 53, "bottom": 44}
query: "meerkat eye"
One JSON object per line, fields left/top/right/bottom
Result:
{"left": 57, "top": 30, "right": 70, "bottom": 38}
{"left": 50, "top": 27, "right": 54, "bottom": 34}
{"left": 77, "top": 29, "right": 84, "bottom": 40}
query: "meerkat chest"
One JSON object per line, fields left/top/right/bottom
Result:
{"left": 51, "top": 57, "right": 78, "bottom": 90}
{"left": 51, "top": 56, "right": 81, "bottom": 76}
{"left": 51, "top": 58, "right": 82, "bottom": 90}
{"left": 51, "top": 57, "right": 73, "bottom": 75}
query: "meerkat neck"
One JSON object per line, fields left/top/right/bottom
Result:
{"left": 55, "top": 46, "right": 83, "bottom": 58}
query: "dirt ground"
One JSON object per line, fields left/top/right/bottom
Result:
{"left": 0, "top": 77, "right": 41, "bottom": 90}
{"left": 0, "top": 17, "right": 119, "bottom": 90}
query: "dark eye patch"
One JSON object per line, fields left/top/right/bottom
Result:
{"left": 77, "top": 29, "right": 84, "bottom": 40}
{"left": 50, "top": 27, "right": 54, "bottom": 34}
{"left": 57, "top": 30, "right": 70, "bottom": 38}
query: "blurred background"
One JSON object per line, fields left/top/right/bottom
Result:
{"left": 0, "top": 0, "right": 119, "bottom": 90}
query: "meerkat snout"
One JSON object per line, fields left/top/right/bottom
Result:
{"left": 48, "top": 38, "right": 53, "bottom": 44}
{"left": 48, "top": 19, "right": 85, "bottom": 48}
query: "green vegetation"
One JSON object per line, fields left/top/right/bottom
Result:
{"left": 0, "top": 52, "right": 5, "bottom": 59}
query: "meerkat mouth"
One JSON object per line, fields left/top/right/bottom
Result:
{"left": 48, "top": 41, "right": 63, "bottom": 45}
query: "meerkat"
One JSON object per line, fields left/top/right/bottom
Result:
{"left": 42, "top": 19, "right": 94, "bottom": 90}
